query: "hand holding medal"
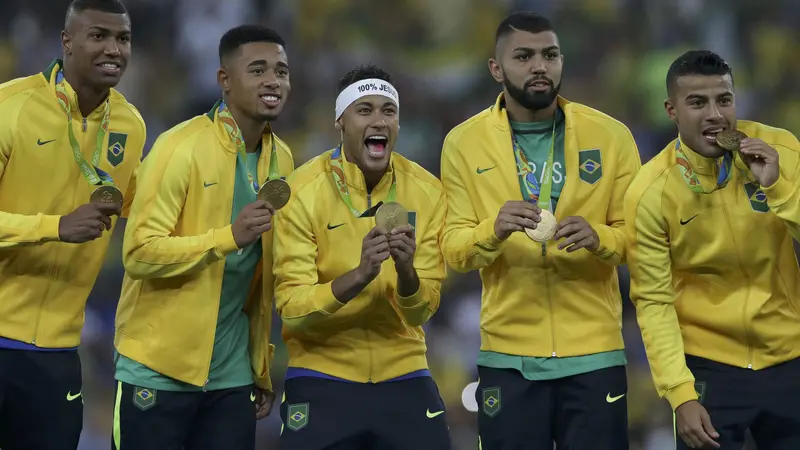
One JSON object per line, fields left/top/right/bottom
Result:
{"left": 717, "top": 129, "right": 781, "bottom": 188}
{"left": 375, "top": 202, "right": 416, "bottom": 272}
{"left": 553, "top": 216, "right": 600, "bottom": 253}
{"left": 493, "top": 200, "right": 543, "bottom": 241}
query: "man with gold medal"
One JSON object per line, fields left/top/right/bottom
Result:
{"left": 625, "top": 50, "right": 800, "bottom": 450}
{"left": 272, "top": 64, "right": 452, "bottom": 450}
{"left": 0, "top": 1, "right": 145, "bottom": 448}
{"left": 111, "top": 25, "right": 294, "bottom": 449}
{"left": 440, "top": 12, "right": 642, "bottom": 450}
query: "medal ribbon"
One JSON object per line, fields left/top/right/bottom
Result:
{"left": 329, "top": 145, "right": 396, "bottom": 218}
{"left": 675, "top": 139, "right": 733, "bottom": 194}
{"left": 217, "top": 101, "right": 280, "bottom": 193}
{"left": 54, "top": 69, "right": 114, "bottom": 186}
{"left": 511, "top": 113, "right": 558, "bottom": 212}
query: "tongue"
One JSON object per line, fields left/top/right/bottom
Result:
{"left": 367, "top": 141, "right": 386, "bottom": 155}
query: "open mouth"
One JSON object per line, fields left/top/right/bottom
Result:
{"left": 527, "top": 79, "right": 551, "bottom": 92}
{"left": 97, "top": 62, "right": 121, "bottom": 76}
{"left": 260, "top": 93, "right": 281, "bottom": 108}
{"left": 702, "top": 127, "right": 725, "bottom": 144}
{"left": 364, "top": 135, "right": 388, "bottom": 158}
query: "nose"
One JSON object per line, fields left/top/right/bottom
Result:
{"left": 261, "top": 70, "right": 280, "bottom": 89}
{"left": 707, "top": 103, "right": 724, "bottom": 121}
{"left": 531, "top": 54, "right": 547, "bottom": 74}
{"left": 371, "top": 116, "right": 388, "bottom": 130}
{"left": 104, "top": 40, "right": 121, "bottom": 57}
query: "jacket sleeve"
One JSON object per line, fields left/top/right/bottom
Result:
{"left": 590, "top": 127, "right": 642, "bottom": 265}
{"left": 760, "top": 137, "right": 800, "bottom": 235}
{"left": 0, "top": 96, "right": 61, "bottom": 248}
{"left": 440, "top": 134, "right": 505, "bottom": 272}
{"left": 625, "top": 175, "right": 698, "bottom": 411}
{"left": 123, "top": 137, "right": 239, "bottom": 279}
{"left": 273, "top": 187, "right": 348, "bottom": 335}
{"left": 394, "top": 189, "right": 447, "bottom": 326}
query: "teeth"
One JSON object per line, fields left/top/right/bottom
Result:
{"left": 367, "top": 136, "right": 387, "bottom": 141}
{"left": 101, "top": 63, "right": 118, "bottom": 69}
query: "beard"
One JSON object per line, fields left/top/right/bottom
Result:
{"left": 503, "top": 72, "right": 561, "bottom": 112}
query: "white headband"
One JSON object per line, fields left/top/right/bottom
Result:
{"left": 335, "top": 78, "right": 399, "bottom": 120}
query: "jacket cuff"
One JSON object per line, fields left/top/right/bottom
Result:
{"left": 396, "top": 285, "right": 425, "bottom": 309}
{"left": 252, "top": 344, "right": 275, "bottom": 390}
{"left": 314, "top": 281, "right": 346, "bottom": 315}
{"left": 762, "top": 173, "right": 795, "bottom": 206}
{"left": 475, "top": 217, "right": 504, "bottom": 250}
{"left": 665, "top": 381, "right": 699, "bottom": 411}
{"left": 39, "top": 214, "right": 62, "bottom": 242}
{"left": 592, "top": 225, "right": 618, "bottom": 258}
{"left": 213, "top": 225, "right": 240, "bottom": 258}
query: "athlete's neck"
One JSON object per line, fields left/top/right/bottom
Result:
{"left": 61, "top": 61, "right": 109, "bottom": 118}
{"left": 343, "top": 144, "right": 385, "bottom": 192}
{"left": 504, "top": 92, "right": 557, "bottom": 123}
{"left": 226, "top": 102, "right": 269, "bottom": 153}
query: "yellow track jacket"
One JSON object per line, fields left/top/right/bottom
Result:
{"left": 440, "top": 93, "right": 641, "bottom": 358}
{"left": 273, "top": 149, "right": 446, "bottom": 382}
{"left": 0, "top": 60, "right": 145, "bottom": 348}
{"left": 115, "top": 108, "right": 293, "bottom": 389}
{"left": 625, "top": 121, "right": 800, "bottom": 410}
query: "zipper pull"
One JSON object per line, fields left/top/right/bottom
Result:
{"left": 82, "top": 117, "right": 87, "bottom": 132}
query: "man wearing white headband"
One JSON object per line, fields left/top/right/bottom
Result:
{"left": 273, "top": 64, "right": 452, "bottom": 449}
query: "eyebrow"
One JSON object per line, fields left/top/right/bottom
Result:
{"left": 246, "top": 60, "right": 289, "bottom": 69}
{"left": 353, "top": 101, "right": 397, "bottom": 108}
{"left": 86, "top": 25, "right": 130, "bottom": 35}
{"left": 684, "top": 91, "right": 733, "bottom": 101}
{"left": 512, "top": 45, "right": 560, "bottom": 53}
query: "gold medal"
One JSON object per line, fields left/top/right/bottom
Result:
{"left": 525, "top": 209, "right": 557, "bottom": 242}
{"left": 90, "top": 185, "right": 123, "bottom": 207}
{"left": 375, "top": 202, "right": 408, "bottom": 231}
{"left": 716, "top": 129, "right": 747, "bottom": 152}
{"left": 258, "top": 178, "right": 291, "bottom": 210}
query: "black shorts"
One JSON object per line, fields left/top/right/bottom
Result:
{"left": 0, "top": 349, "right": 83, "bottom": 450}
{"left": 279, "top": 376, "right": 452, "bottom": 450}
{"left": 477, "top": 365, "right": 629, "bottom": 450}
{"left": 676, "top": 355, "right": 800, "bottom": 450}
{"left": 0, "top": 348, "right": 84, "bottom": 450}
{"left": 112, "top": 381, "right": 256, "bottom": 450}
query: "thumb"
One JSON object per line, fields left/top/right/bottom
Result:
{"left": 700, "top": 408, "right": 719, "bottom": 438}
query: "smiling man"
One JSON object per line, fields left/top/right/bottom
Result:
{"left": 440, "top": 11, "right": 641, "bottom": 450}
{"left": 0, "top": 0, "right": 144, "bottom": 448}
{"left": 272, "top": 64, "right": 451, "bottom": 450}
{"left": 111, "top": 25, "right": 293, "bottom": 450}
{"left": 626, "top": 50, "right": 800, "bottom": 450}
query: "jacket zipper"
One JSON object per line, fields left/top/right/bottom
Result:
{"left": 365, "top": 192, "right": 374, "bottom": 382}
{"left": 542, "top": 242, "right": 556, "bottom": 357}
{"left": 720, "top": 196, "right": 753, "bottom": 368}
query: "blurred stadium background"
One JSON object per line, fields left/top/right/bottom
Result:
{"left": 2, "top": 0, "right": 799, "bottom": 448}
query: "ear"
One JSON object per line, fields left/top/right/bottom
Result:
{"left": 488, "top": 58, "right": 504, "bottom": 84}
{"left": 217, "top": 68, "right": 230, "bottom": 93}
{"left": 334, "top": 120, "right": 342, "bottom": 131}
{"left": 664, "top": 98, "right": 678, "bottom": 123}
{"left": 61, "top": 30, "right": 72, "bottom": 55}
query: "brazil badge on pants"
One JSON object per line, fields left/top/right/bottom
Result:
{"left": 287, "top": 403, "right": 309, "bottom": 431}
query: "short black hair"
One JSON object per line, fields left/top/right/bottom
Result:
{"left": 337, "top": 64, "right": 393, "bottom": 94}
{"left": 495, "top": 11, "right": 553, "bottom": 44}
{"left": 66, "top": 0, "right": 127, "bottom": 22}
{"left": 666, "top": 50, "right": 734, "bottom": 97}
{"left": 218, "top": 25, "right": 286, "bottom": 65}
